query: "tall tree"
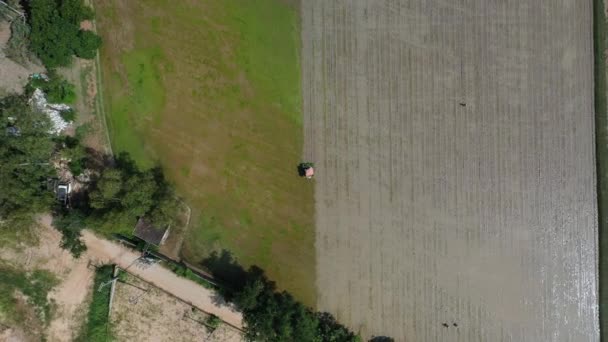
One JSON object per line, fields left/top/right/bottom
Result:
{"left": 86, "top": 154, "right": 178, "bottom": 234}
{"left": 28, "top": 0, "right": 101, "bottom": 67}
{"left": 0, "top": 95, "right": 56, "bottom": 230}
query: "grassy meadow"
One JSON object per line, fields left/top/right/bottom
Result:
{"left": 95, "top": 0, "right": 315, "bottom": 304}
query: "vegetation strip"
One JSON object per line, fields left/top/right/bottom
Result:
{"left": 595, "top": 0, "right": 608, "bottom": 339}
{"left": 77, "top": 265, "right": 114, "bottom": 341}
{"left": 87, "top": 0, "right": 113, "bottom": 156}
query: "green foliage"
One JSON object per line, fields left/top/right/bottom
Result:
{"left": 52, "top": 210, "right": 87, "bottom": 257}
{"left": 316, "top": 312, "right": 362, "bottom": 342}
{"left": 27, "top": 70, "right": 76, "bottom": 104}
{"left": 204, "top": 251, "right": 360, "bottom": 342}
{"left": 0, "top": 94, "right": 85, "bottom": 254}
{"left": 60, "top": 108, "right": 76, "bottom": 122}
{"left": 235, "top": 272, "right": 327, "bottom": 342}
{"left": 0, "top": 264, "right": 59, "bottom": 325}
{"left": 57, "top": 135, "right": 87, "bottom": 177}
{"left": 86, "top": 153, "right": 178, "bottom": 234}
{"left": 75, "top": 122, "right": 92, "bottom": 139}
{"left": 77, "top": 265, "right": 114, "bottom": 342}
{"left": 0, "top": 94, "right": 55, "bottom": 232}
{"left": 4, "top": 17, "right": 33, "bottom": 65}
{"left": 28, "top": 0, "right": 101, "bottom": 67}
{"left": 166, "top": 262, "right": 216, "bottom": 290}
{"left": 74, "top": 29, "right": 102, "bottom": 59}
{"left": 205, "top": 314, "right": 221, "bottom": 331}
{"left": 58, "top": 0, "right": 95, "bottom": 22}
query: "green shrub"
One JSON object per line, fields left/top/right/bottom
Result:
{"left": 69, "top": 157, "right": 85, "bottom": 175}
{"left": 76, "top": 265, "right": 114, "bottom": 341}
{"left": 28, "top": 70, "right": 76, "bottom": 104}
{"left": 4, "top": 18, "right": 33, "bottom": 65}
{"left": 165, "top": 261, "right": 217, "bottom": 290}
{"left": 52, "top": 210, "right": 87, "bottom": 257}
{"left": 60, "top": 109, "right": 76, "bottom": 122}
{"left": 74, "top": 30, "right": 102, "bottom": 59}
{"left": 206, "top": 314, "right": 221, "bottom": 331}
{"left": 28, "top": 0, "right": 101, "bottom": 67}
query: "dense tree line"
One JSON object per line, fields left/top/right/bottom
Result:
{"left": 27, "top": 0, "right": 101, "bottom": 67}
{"left": 0, "top": 94, "right": 56, "bottom": 231}
{"left": 0, "top": 94, "right": 177, "bottom": 257}
{"left": 204, "top": 251, "right": 361, "bottom": 342}
{"left": 85, "top": 153, "right": 179, "bottom": 233}
{"left": 52, "top": 153, "right": 179, "bottom": 256}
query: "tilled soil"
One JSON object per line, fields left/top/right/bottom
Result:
{"left": 302, "top": 1, "right": 599, "bottom": 341}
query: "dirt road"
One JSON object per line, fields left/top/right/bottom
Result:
{"left": 81, "top": 231, "right": 244, "bottom": 329}
{"left": 302, "top": 1, "right": 598, "bottom": 341}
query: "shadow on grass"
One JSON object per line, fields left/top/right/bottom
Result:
{"left": 200, "top": 249, "right": 373, "bottom": 341}
{"left": 200, "top": 249, "right": 271, "bottom": 298}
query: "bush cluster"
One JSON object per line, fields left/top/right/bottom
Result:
{"left": 27, "top": 70, "right": 77, "bottom": 104}
{"left": 28, "top": 0, "right": 101, "bottom": 67}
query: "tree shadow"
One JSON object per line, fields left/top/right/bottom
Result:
{"left": 369, "top": 337, "right": 395, "bottom": 342}
{"left": 200, "top": 250, "right": 275, "bottom": 298}
{"left": 83, "top": 147, "right": 114, "bottom": 172}
{"left": 200, "top": 250, "right": 248, "bottom": 295}
{"left": 297, "top": 163, "right": 307, "bottom": 177}
{"left": 200, "top": 249, "right": 362, "bottom": 340}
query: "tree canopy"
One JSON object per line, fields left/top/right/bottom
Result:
{"left": 85, "top": 153, "right": 178, "bottom": 234}
{"left": 0, "top": 94, "right": 56, "bottom": 231}
{"left": 27, "top": 70, "right": 76, "bottom": 104}
{"left": 204, "top": 251, "right": 361, "bottom": 342}
{"left": 27, "top": 0, "right": 100, "bottom": 67}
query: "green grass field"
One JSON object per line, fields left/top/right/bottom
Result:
{"left": 95, "top": 0, "right": 315, "bottom": 304}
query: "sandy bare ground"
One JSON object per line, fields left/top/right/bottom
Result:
{"left": 0, "top": 215, "right": 94, "bottom": 342}
{"left": 1, "top": 215, "right": 242, "bottom": 340}
{"left": 302, "top": 1, "right": 598, "bottom": 341}
{"left": 81, "top": 231, "right": 244, "bottom": 329}
{"left": 111, "top": 272, "right": 243, "bottom": 342}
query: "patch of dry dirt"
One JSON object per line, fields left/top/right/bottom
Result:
{"left": 80, "top": 20, "right": 93, "bottom": 31}
{"left": 81, "top": 230, "right": 243, "bottom": 329}
{"left": 0, "top": 21, "right": 42, "bottom": 95}
{"left": 0, "top": 326, "right": 32, "bottom": 342}
{"left": 111, "top": 273, "right": 243, "bottom": 342}
{"left": 0, "top": 215, "right": 95, "bottom": 342}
